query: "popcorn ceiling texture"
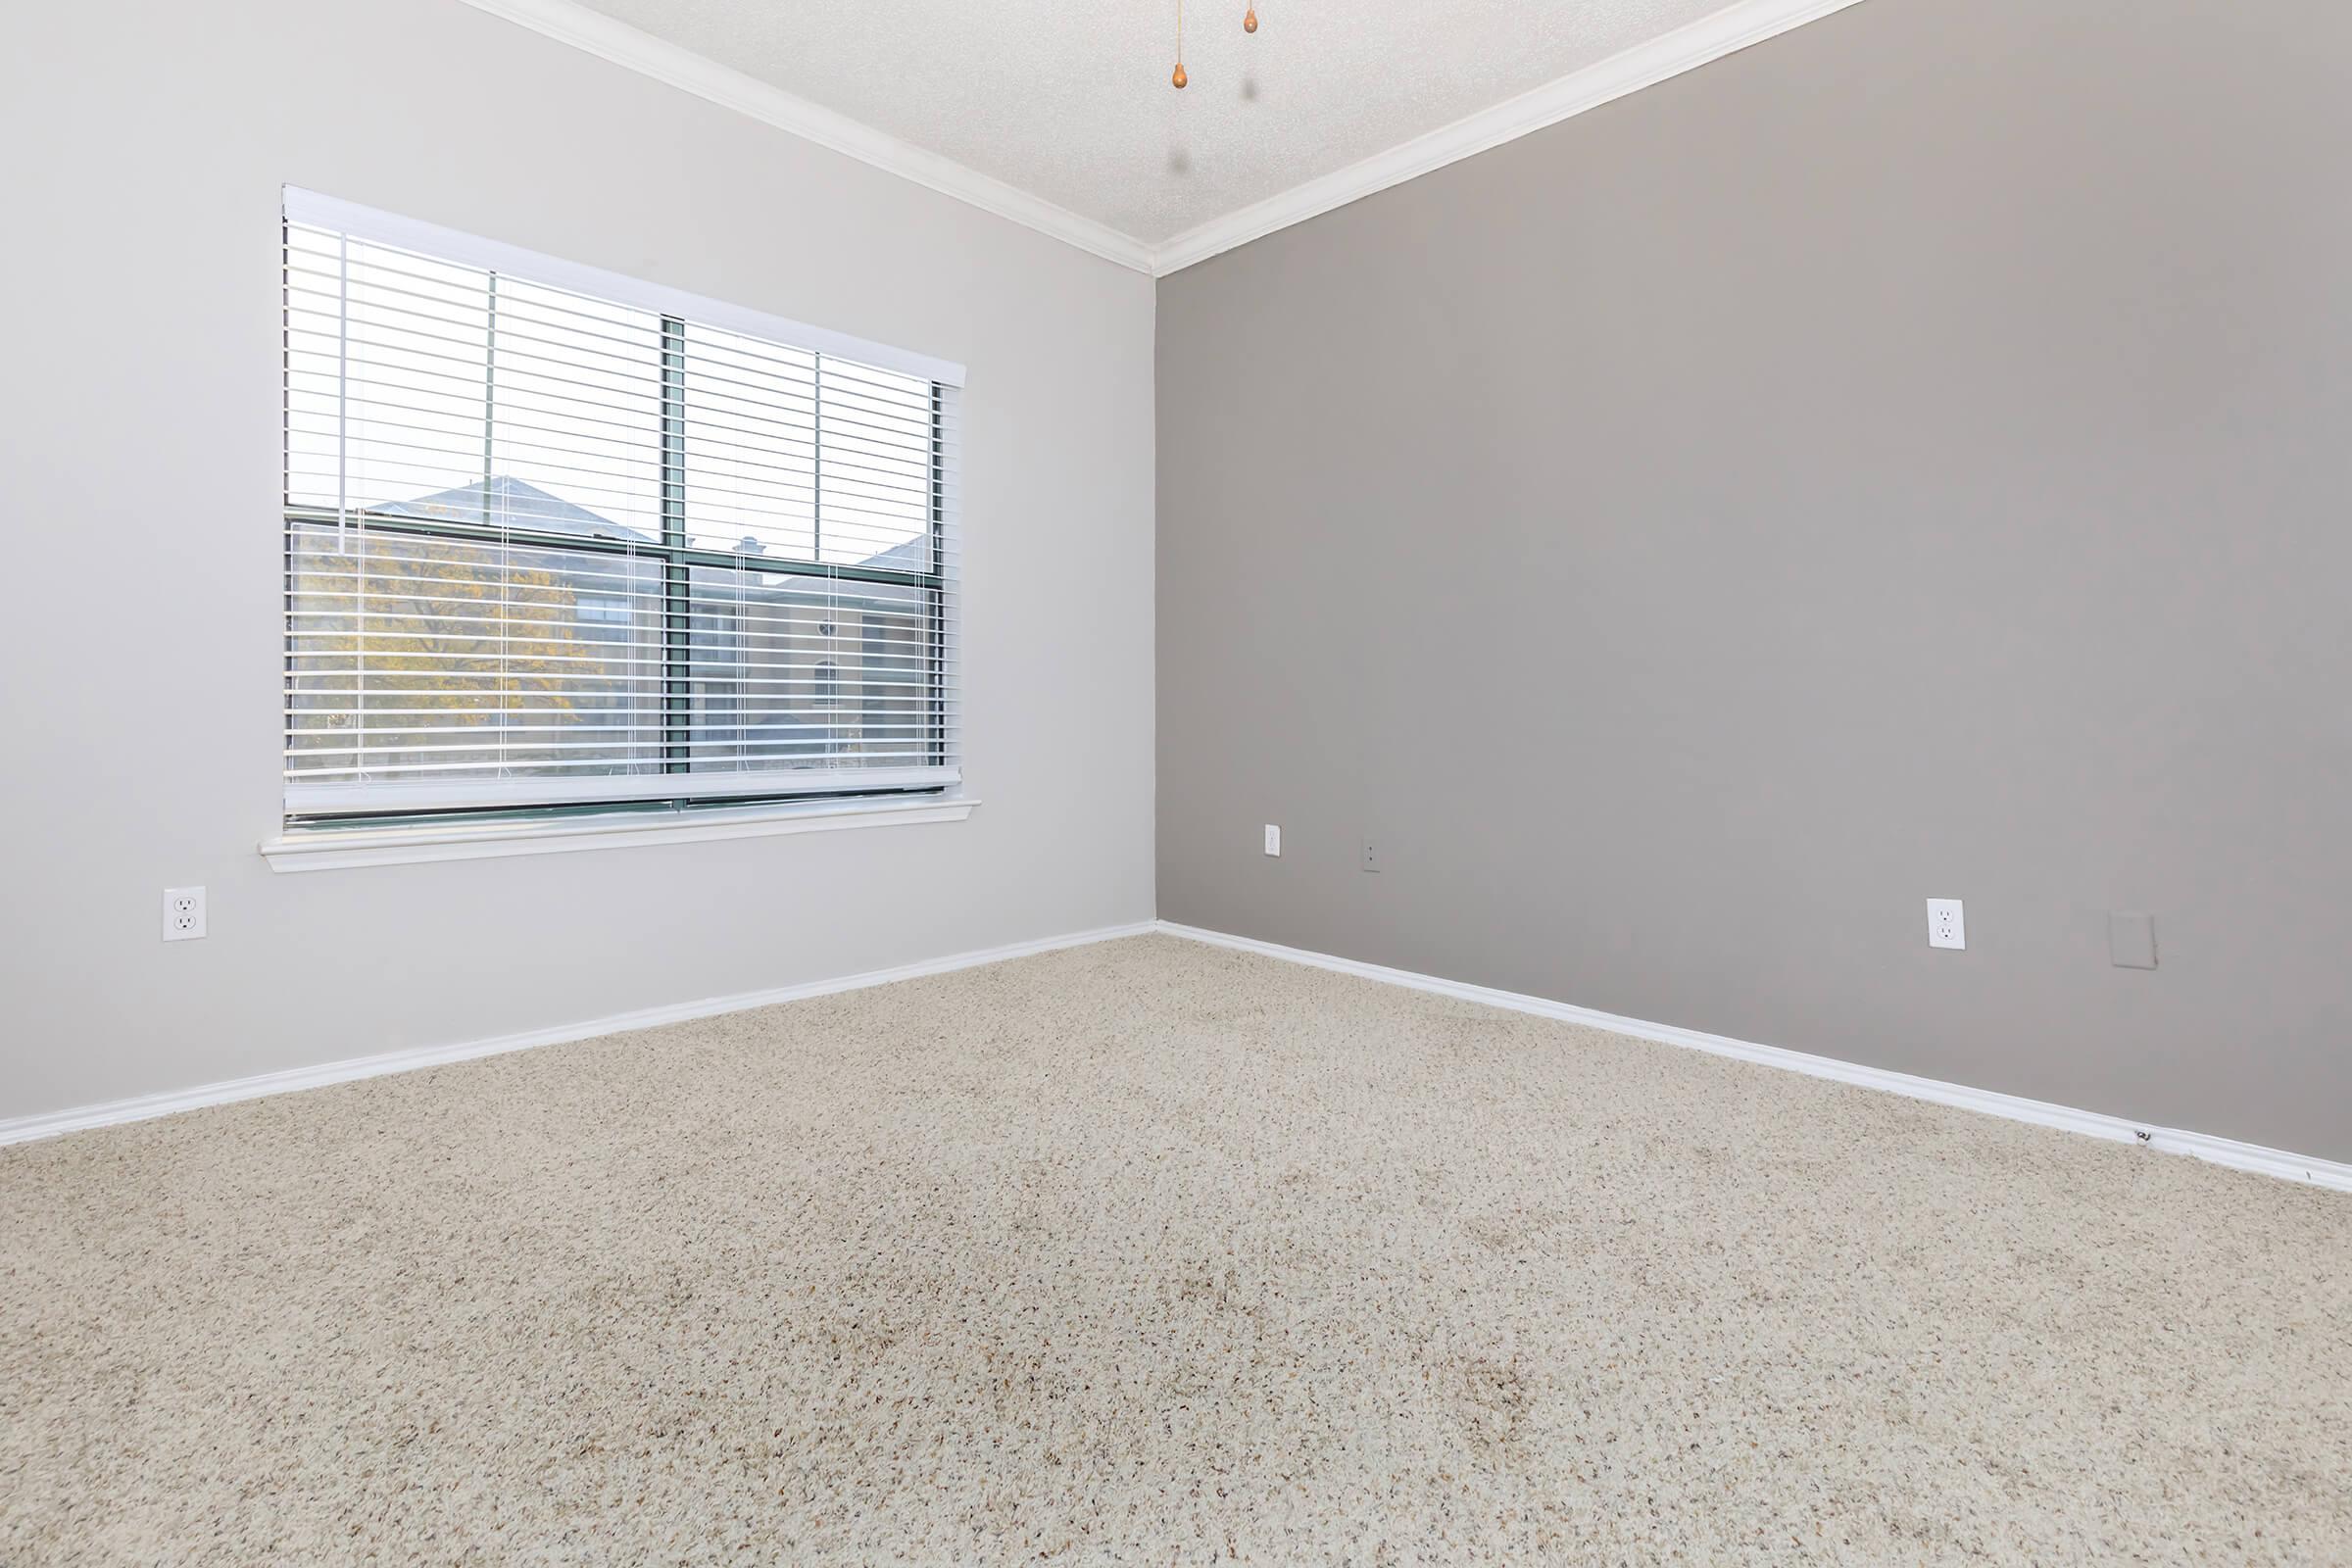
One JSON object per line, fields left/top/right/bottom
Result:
{"left": 3, "top": 934, "right": 2346, "bottom": 1564}
{"left": 567, "top": 0, "right": 1732, "bottom": 243}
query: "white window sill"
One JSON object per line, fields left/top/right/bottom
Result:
{"left": 259, "top": 794, "right": 977, "bottom": 873}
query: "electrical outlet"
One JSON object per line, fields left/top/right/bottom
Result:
{"left": 1361, "top": 835, "right": 1381, "bottom": 873}
{"left": 163, "top": 886, "right": 207, "bottom": 943}
{"left": 1263, "top": 824, "right": 1281, "bottom": 857}
{"left": 1926, "top": 898, "right": 1964, "bottom": 950}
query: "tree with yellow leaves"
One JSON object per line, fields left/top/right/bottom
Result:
{"left": 285, "top": 531, "right": 636, "bottom": 778}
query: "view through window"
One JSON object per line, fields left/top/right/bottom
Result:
{"left": 281, "top": 203, "right": 961, "bottom": 823}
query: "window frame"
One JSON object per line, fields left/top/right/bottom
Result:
{"left": 276, "top": 189, "right": 964, "bottom": 840}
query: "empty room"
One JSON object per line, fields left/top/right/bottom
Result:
{"left": 4, "top": 0, "right": 2347, "bottom": 1560}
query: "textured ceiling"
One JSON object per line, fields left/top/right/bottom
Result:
{"left": 570, "top": 0, "right": 1736, "bottom": 246}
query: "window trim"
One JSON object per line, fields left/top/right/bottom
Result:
{"left": 279, "top": 188, "right": 966, "bottom": 836}
{"left": 260, "top": 792, "right": 978, "bottom": 873}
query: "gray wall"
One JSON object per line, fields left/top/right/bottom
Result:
{"left": 1156, "top": 0, "right": 2352, "bottom": 1159}
{"left": 0, "top": 0, "right": 1154, "bottom": 1121}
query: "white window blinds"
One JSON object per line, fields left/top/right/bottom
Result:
{"left": 280, "top": 190, "right": 963, "bottom": 821}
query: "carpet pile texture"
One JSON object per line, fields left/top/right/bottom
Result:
{"left": 3, "top": 934, "right": 2347, "bottom": 1564}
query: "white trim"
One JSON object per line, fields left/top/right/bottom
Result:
{"left": 0, "top": 919, "right": 1154, "bottom": 1147}
{"left": 1151, "top": 0, "right": 1874, "bottom": 275}
{"left": 15, "top": 916, "right": 2343, "bottom": 1196}
{"left": 450, "top": 0, "right": 1156, "bottom": 276}
{"left": 1154, "top": 922, "right": 2352, "bottom": 1195}
{"left": 284, "top": 766, "right": 961, "bottom": 816}
{"left": 260, "top": 793, "right": 976, "bottom": 872}
{"left": 285, "top": 186, "right": 968, "bottom": 386}
{"left": 453, "top": 0, "right": 1875, "bottom": 281}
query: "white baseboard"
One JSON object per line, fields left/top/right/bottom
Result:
{"left": 16, "top": 916, "right": 2345, "bottom": 1196}
{"left": 0, "top": 920, "right": 1157, "bottom": 1148}
{"left": 1154, "top": 921, "right": 2352, "bottom": 1195}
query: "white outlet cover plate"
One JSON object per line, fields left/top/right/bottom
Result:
{"left": 1926, "top": 898, "right": 1965, "bottom": 950}
{"left": 1263, "top": 824, "right": 1280, "bottom": 857}
{"left": 164, "top": 886, "right": 207, "bottom": 943}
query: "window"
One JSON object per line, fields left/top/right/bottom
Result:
{"left": 280, "top": 190, "right": 962, "bottom": 826}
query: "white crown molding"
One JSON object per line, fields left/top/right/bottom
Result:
{"left": 0, "top": 921, "right": 1156, "bottom": 1146}
{"left": 1149, "top": 0, "right": 1874, "bottom": 275}
{"left": 456, "top": 0, "right": 1874, "bottom": 281}
{"left": 454, "top": 0, "right": 1158, "bottom": 274}
{"left": 1154, "top": 922, "right": 2352, "bottom": 1194}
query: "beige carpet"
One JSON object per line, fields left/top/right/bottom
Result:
{"left": 3, "top": 935, "right": 2346, "bottom": 1565}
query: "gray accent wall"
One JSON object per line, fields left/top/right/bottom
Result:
{"left": 1156, "top": 0, "right": 2352, "bottom": 1159}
